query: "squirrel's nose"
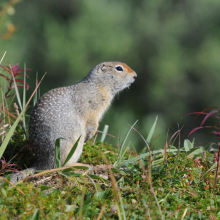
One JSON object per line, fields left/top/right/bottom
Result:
{"left": 133, "top": 72, "right": 137, "bottom": 79}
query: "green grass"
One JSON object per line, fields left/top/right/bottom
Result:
{"left": 1, "top": 136, "right": 220, "bottom": 219}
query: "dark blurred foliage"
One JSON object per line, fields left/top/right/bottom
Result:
{"left": 1, "top": 0, "right": 220, "bottom": 150}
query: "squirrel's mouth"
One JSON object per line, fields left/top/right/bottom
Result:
{"left": 128, "top": 79, "right": 135, "bottom": 86}
{"left": 127, "top": 82, "right": 133, "bottom": 89}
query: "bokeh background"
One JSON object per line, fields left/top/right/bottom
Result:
{"left": 1, "top": 0, "right": 220, "bottom": 151}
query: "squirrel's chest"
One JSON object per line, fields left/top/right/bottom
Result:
{"left": 90, "top": 97, "right": 111, "bottom": 119}
{"left": 86, "top": 90, "right": 112, "bottom": 121}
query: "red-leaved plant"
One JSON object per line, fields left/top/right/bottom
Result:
{"left": 0, "top": 62, "right": 30, "bottom": 95}
{"left": 189, "top": 107, "right": 220, "bottom": 188}
{"left": 0, "top": 62, "right": 31, "bottom": 126}
{"left": 0, "top": 156, "right": 20, "bottom": 176}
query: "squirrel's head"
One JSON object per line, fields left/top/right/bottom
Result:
{"left": 89, "top": 62, "right": 137, "bottom": 94}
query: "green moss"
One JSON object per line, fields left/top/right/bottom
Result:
{"left": 79, "top": 140, "right": 119, "bottom": 165}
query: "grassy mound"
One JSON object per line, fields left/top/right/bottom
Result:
{"left": 1, "top": 139, "right": 220, "bottom": 219}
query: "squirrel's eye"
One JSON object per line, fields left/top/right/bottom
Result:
{"left": 115, "top": 66, "right": 123, "bottom": 72}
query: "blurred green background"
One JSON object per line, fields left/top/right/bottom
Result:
{"left": 1, "top": 0, "right": 220, "bottom": 151}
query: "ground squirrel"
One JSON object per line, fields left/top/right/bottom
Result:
{"left": 28, "top": 61, "right": 137, "bottom": 171}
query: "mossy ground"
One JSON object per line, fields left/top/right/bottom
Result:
{"left": 1, "top": 136, "right": 220, "bottom": 219}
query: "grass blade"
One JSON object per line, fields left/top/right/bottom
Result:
{"left": 115, "top": 120, "right": 138, "bottom": 166}
{"left": 33, "top": 72, "right": 38, "bottom": 106}
{"left": 118, "top": 148, "right": 181, "bottom": 167}
{"left": 120, "top": 141, "right": 131, "bottom": 161}
{"left": 0, "top": 51, "right": 6, "bottom": 64}
{"left": 22, "top": 63, "right": 27, "bottom": 129}
{"left": 97, "top": 204, "right": 106, "bottom": 220}
{"left": 55, "top": 138, "right": 62, "bottom": 168}
{"left": 0, "top": 176, "right": 25, "bottom": 195}
{"left": 119, "top": 120, "right": 138, "bottom": 156}
{"left": 31, "top": 209, "right": 39, "bottom": 220}
{"left": 200, "top": 110, "right": 219, "bottom": 126}
{"left": 173, "top": 130, "right": 181, "bottom": 176}
{"left": 9, "top": 64, "right": 22, "bottom": 111}
{"left": 146, "top": 116, "right": 158, "bottom": 144}
{"left": 184, "top": 139, "right": 193, "bottom": 152}
{"left": 63, "top": 136, "right": 81, "bottom": 167}
{"left": 186, "top": 147, "right": 204, "bottom": 158}
{"left": 100, "top": 125, "right": 109, "bottom": 142}
{"left": 181, "top": 208, "right": 187, "bottom": 220}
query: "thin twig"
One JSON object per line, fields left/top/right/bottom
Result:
{"left": 97, "top": 204, "right": 106, "bottom": 220}
{"left": 214, "top": 144, "right": 220, "bottom": 188}
{"left": 0, "top": 176, "right": 24, "bottom": 195}
{"left": 128, "top": 124, "right": 152, "bottom": 159}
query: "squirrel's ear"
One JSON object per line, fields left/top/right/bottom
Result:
{"left": 99, "top": 63, "right": 106, "bottom": 72}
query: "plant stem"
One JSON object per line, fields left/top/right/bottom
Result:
{"left": 214, "top": 144, "right": 220, "bottom": 188}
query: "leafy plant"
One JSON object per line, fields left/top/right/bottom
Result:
{"left": 0, "top": 61, "right": 31, "bottom": 124}
{"left": 0, "top": 62, "right": 30, "bottom": 93}
{"left": 0, "top": 156, "right": 19, "bottom": 175}
{"left": 189, "top": 107, "right": 220, "bottom": 188}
